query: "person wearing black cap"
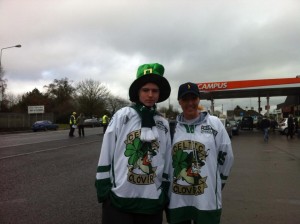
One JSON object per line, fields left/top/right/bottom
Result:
{"left": 95, "top": 63, "right": 172, "bottom": 224}
{"left": 166, "top": 82, "right": 234, "bottom": 224}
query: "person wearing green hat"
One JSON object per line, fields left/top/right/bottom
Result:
{"left": 95, "top": 63, "right": 172, "bottom": 224}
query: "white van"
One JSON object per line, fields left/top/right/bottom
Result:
{"left": 219, "top": 118, "right": 233, "bottom": 138}
{"left": 278, "top": 118, "right": 288, "bottom": 135}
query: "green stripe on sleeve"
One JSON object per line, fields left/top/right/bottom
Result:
{"left": 97, "top": 165, "right": 111, "bottom": 172}
{"left": 220, "top": 173, "right": 228, "bottom": 180}
{"left": 162, "top": 172, "right": 169, "bottom": 180}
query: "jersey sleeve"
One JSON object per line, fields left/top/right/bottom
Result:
{"left": 215, "top": 119, "right": 234, "bottom": 188}
{"left": 95, "top": 111, "right": 120, "bottom": 202}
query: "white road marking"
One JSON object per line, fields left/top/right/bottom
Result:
{"left": 0, "top": 140, "right": 100, "bottom": 160}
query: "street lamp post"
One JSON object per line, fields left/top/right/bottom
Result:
{"left": 0, "top": 44, "right": 22, "bottom": 112}
{"left": 0, "top": 44, "right": 22, "bottom": 68}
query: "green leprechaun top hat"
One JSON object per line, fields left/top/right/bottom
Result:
{"left": 129, "top": 63, "right": 171, "bottom": 103}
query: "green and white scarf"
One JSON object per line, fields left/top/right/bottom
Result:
{"left": 131, "top": 103, "right": 159, "bottom": 142}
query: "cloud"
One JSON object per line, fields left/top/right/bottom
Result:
{"left": 1, "top": 0, "right": 299, "bottom": 113}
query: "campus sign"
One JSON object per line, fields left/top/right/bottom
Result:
{"left": 28, "top": 105, "right": 45, "bottom": 114}
{"left": 198, "top": 82, "right": 227, "bottom": 90}
{"left": 197, "top": 77, "right": 300, "bottom": 92}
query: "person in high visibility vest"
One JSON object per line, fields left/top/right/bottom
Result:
{"left": 102, "top": 114, "right": 109, "bottom": 134}
{"left": 69, "top": 112, "right": 77, "bottom": 137}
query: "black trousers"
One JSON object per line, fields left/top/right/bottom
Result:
{"left": 287, "top": 127, "right": 294, "bottom": 138}
{"left": 69, "top": 125, "right": 75, "bottom": 137}
{"left": 102, "top": 199, "right": 163, "bottom": 224}
{"left": 103, "top": 124, "right": 108, "bottom": 134}
{"left": 78, "top": 125, "right": 85, "bottom": 136}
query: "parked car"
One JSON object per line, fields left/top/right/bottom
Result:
{"left": 32, "top": 120, "right": 58, "bottom": 132}
{"left": 236, "top": 119, "right": 242, "bottom": 128}
{"left": 220, "top": 118, "right": 233, "bottom": 138}
{"left": 278, "top": 118, "right": 288, "bottom": 135}
{"left": 83, "top": 118, "right": 102, "bottom": 127}
{"left": 240, "top": 116, "right": 254, "bottom": 130}
{"left": 229, "top": 120, "right": 240, "bottom": 135}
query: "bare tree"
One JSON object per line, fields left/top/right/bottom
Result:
{"left": 106, "top": 94, "right": 130, "bottom": 115}
{"left": 44, "top": 78, "right": 75, "bottom": 103}
{"left": 44, "top": 78, "right": 76, "bottom": 122}
{"left": 0, "top": 67, "right": 7, "bottom": 111}
{"left": 76, "top": 79, "right": 110, "bottom": 117}
{"left": 11, "top": 88, "right": 51, "bottom": 113}
{"left": 5, "top": 93, "right": 21, "bottom": 110}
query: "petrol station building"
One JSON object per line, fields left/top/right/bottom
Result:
{"left": 197, "top": 76, "right": 300, "bottom": 118}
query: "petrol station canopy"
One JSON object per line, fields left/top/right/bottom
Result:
{"left": 197, "top": 76, "right": 300, "bottom": 114}
{"left": 198, "top": 77, "right": 300, "bottom": 100}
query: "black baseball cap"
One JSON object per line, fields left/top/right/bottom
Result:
{"left": 177, "top": 82, "right": 200, "bottom": 100}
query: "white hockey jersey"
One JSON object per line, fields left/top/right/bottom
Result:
{"left": 167, "top": 112, "right": 234, "bottom": 224}
{"left": 95, "top": 106, "right": 171, "bottom": 214}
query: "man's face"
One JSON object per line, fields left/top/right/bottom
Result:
{"left": 179, "top": 93, "right": 200, "bottom": 119}
{"left": 138, "top": 83, "right": 160, "bottom": 107}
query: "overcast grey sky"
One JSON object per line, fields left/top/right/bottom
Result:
{"left": 1, "top": 0, "right": 300, "bottom": 113}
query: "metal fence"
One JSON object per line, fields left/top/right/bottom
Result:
{"left": 0, "top": 113, "right": 55, "bottom": 128}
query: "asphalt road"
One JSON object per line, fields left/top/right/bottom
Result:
{"left": 0, "top": 128, "right": 299, "bottom": 224}
{"left": 221, "top": 130, "right": 300, "bottom": 224}
{"left": 0, "top": 128, "right": 104, "bottom": 224}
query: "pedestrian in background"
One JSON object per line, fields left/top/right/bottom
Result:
{"left": 102, "top": 114, "right": 109, "bottom": 134}
{"left": 166, "top": 82, "right": 234, "bottom": 224}
{"left": 270, "top": 118, "right": 278, "bottom": 133}
{"left": 287, "top": 114, "right": 295, "bottom": 139}
{"left": 95, "top": 63, "right": 172, "bottom": 224}
{"left": 69, "top": 112, "right": 77, "bottom": 137}
{"left": 261, "top": 116, "right": 271, "bottom": 142}
{"left": 294, "top": 117, "right": 299, "bottom": 134}
{"left": 77, "top": 113, "right": 85, "bottom": 137}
